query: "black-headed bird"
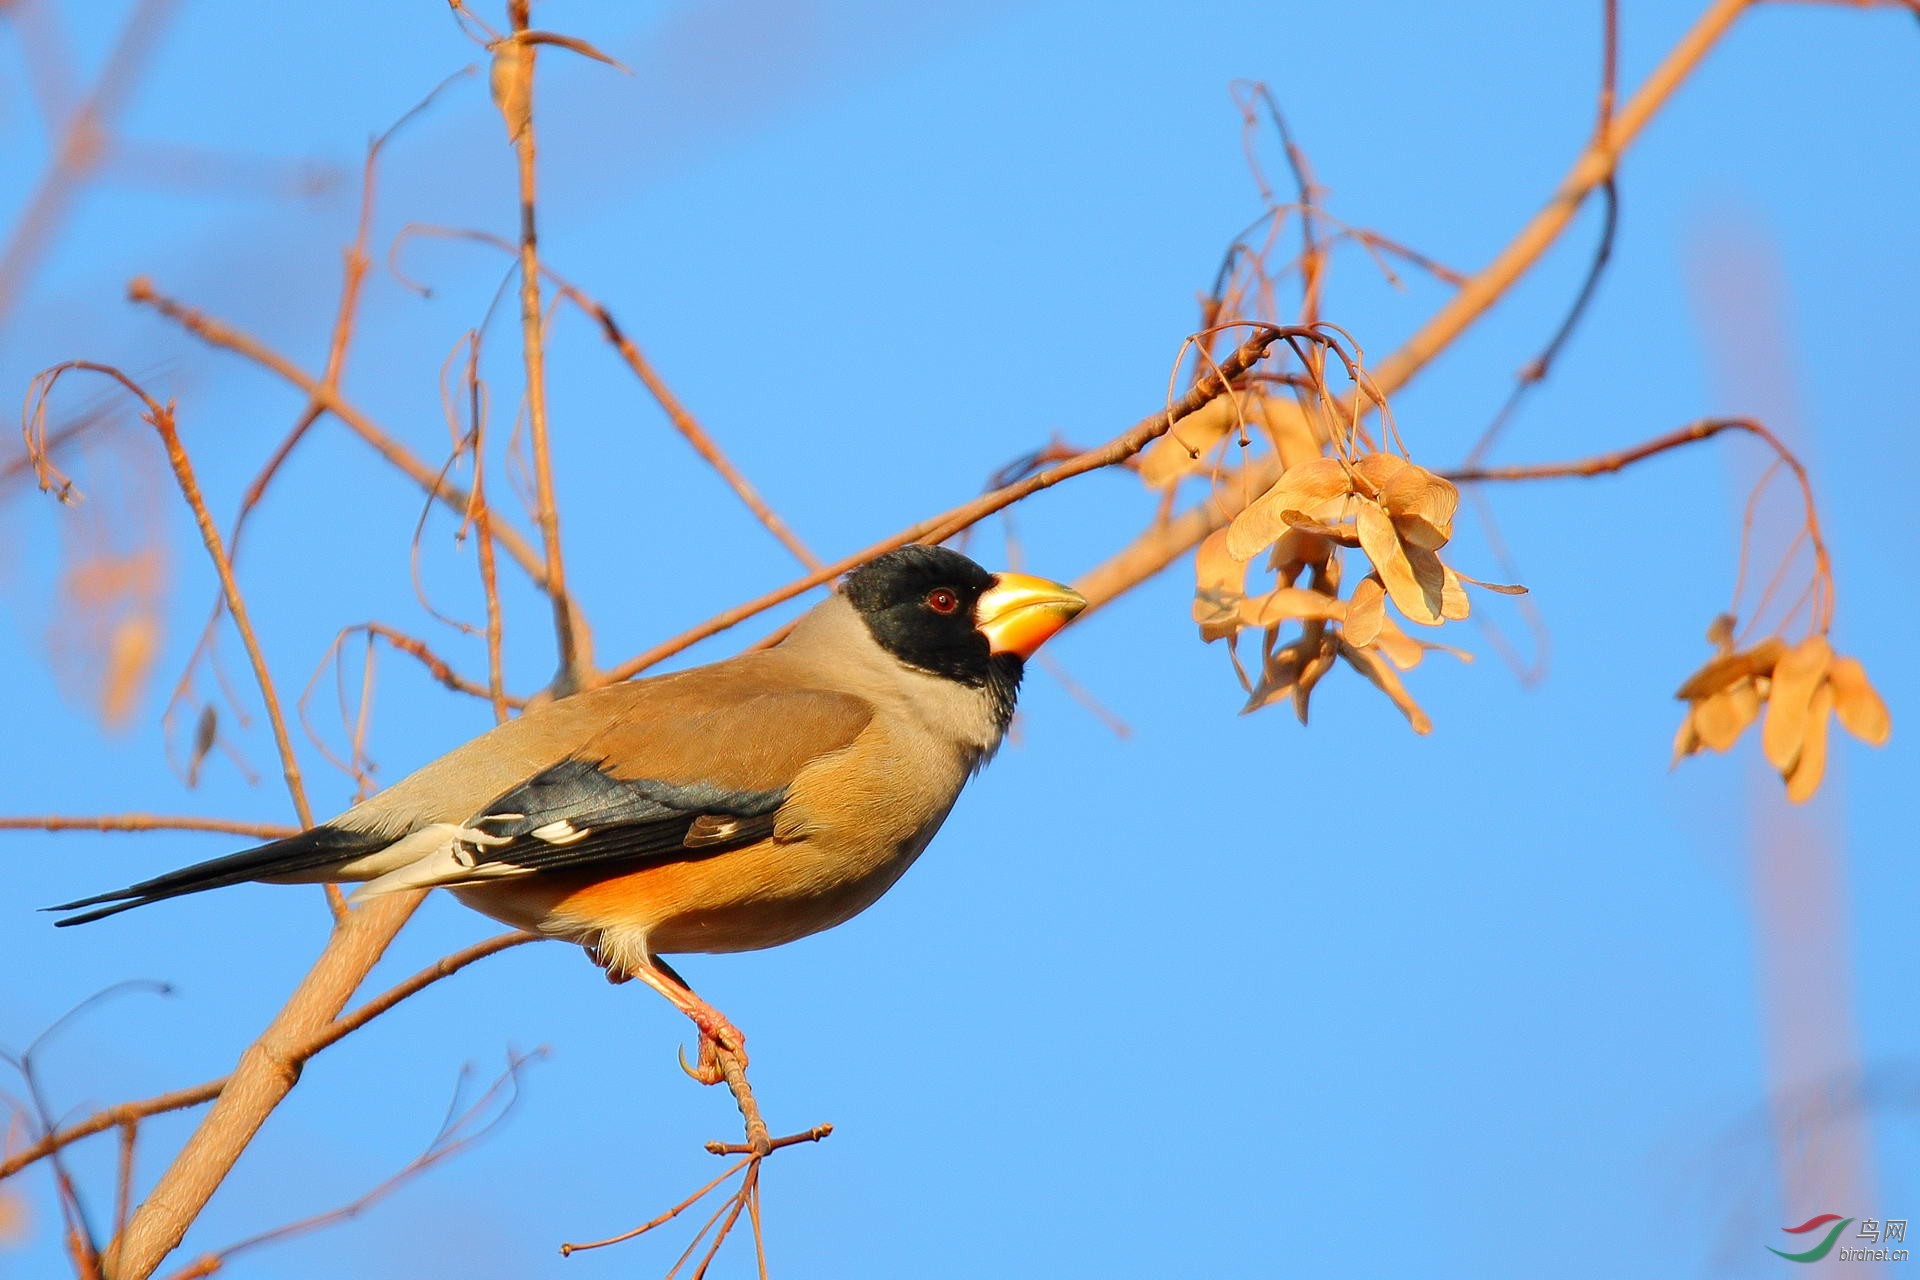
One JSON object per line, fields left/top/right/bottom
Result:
{"left": 50, "top": 546, "right": 1086, "bottom": 1078}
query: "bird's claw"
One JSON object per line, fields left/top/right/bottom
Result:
{"left": 676, "top": 1036, "right": 729, "bottom": 1086}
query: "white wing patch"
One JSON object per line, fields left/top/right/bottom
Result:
{"left": 346, "top": 821, "right": 524, "bottom": 901}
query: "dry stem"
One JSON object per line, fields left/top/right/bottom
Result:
{"left": 124, "top": 278, "right": 554, "bottom": 594}
{"left": 0, "top": 815, "right": 297, "bottom": 839}
{"left": 601, "top": 323, "right": 1303, "bottom": 682}
{"left": 393, "top": 223, "right": 824, "bottom": 571}
{"left": 504, "top": 0, "right": 591, "bottom": 691}
{"left": 1077, "top": 0, "right": 1757, "bottom": 613}
{"left": 0, "top": 932, "right": 533, "bottom": 1186}
{"left": 25, "top": 364, "right": 314, "bottom": 829}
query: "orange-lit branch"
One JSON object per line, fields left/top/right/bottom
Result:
{"left": 0, "top": 815, "right": 298, "bottom": 839}
{"left": 0, "top": 932, "right": 535, "bottom": 1186}
{"left": 123, "top": 278, "right": 554, "bottom": 594}
{"left": 1448, "top": 416, "right": 1834, "bottom": 630}
{"left": 24, "top": 364, "right": 314, "bottom": 829}
{"left": 600, "top": 323, "right": 1303, "bottom": 682}
{"left": 499, "top": 0, "right": 592, "bottom": 691}
{"left": 393, "top": 223, "right": 824, "bottom": 572}
{"left": 1077, "top": 0, "right": 1758, "bottom": 613}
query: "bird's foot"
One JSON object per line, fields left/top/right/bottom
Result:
{"left": 676, "top": 1014, "right": 747, "bottom": 1086}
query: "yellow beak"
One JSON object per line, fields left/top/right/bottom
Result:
{"left": 976, "top": 572, "right": 1088, "bottom": 658}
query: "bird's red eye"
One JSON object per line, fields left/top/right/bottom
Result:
{"left": 926, "top": 588, "right": 959, "bottom": 615}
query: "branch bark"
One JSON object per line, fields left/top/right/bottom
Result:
{"left": 504, "top": 1, "right": 591, "bottom": 691}
{"left": 105, "top": 895, "right": 425, "bottom": 1279}
{"left": 1077, "top": 0, "right": 1755, "bottom": 611}
{"left": 124, "top": 278, "right": 555, "bottom": 594}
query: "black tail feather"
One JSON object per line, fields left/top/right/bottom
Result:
{"left": 47, "top": 825, "right": 385, "bottom": 926}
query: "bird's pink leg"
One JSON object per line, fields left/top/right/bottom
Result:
{"left": 582, "top": 941, "right": 746, "bottom": 1084}
{"left": 629, "top": 957, "right": 748, "bottom": 1086}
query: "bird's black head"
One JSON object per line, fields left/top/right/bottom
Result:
{"left": 841, "top": 546, "right": 1088, "bottom": 714}
{"left": 843, "top": 546, "right": 1004, "bottom": 687}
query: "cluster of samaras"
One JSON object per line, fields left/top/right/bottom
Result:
{"left": 1673, "top": 622, "right": 1890, "bottom": 803}
{"left": 1151, "top": 393, "right": 1518, "bottom": 734}
{"left": 1153, "top": 390, "right": 1891, "bottom": 802}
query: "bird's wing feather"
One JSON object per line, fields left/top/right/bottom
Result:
{"left": 352, "top": 685, "right": 872, "bottom": 896}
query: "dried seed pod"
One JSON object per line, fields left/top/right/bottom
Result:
{"left": 1193, "top": 528, "right": 1249, "bottom": 642}
{"left": 1691, "top": 679, "right": 1761, "bottom": 753}
{"left": 1240, "top": 587, "right": 1347, "bottom": 627}
{"left": 1338, "top": 638, "right": 1433, "bottom": 734}
{"left": 490, "top": 39, "right": 535, "bottom": 141}
{"left": 1827, "top": 655, "right": 1891, "bottom": 745}
{"left": 1785, "top": 683, "right": 1835, "bottom": 803}
{"left": 1380, "top": 464, "right": 1459, "bottom": 550}
{"left": 1761, "top": 635, "right": 1833, "bottom": 772}
{"left": 1227, "top": 456, "right": 1352, "bottom": 560}
{"left": 1344, "top": 575, "right": 1387, "bottom": 647}
{"left": 1356, "top": 499, "right": 1443, "bottom": 626}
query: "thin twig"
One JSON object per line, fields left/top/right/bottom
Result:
{"left": 461, "top": 333, "right": 512, "bottom": 723}
{"left": 105, "top": 894, "right": 424, "bottom": 1278}
{"left": 0, "top": 933, "right": 534, "bottom": 1186}
{"left": 124, "top": 278, "right": 554, "bottom": 592}
{"left": 504, "top": 0, "right": 591, "bottom": 691}
{"left": 1075, "top": 0, "right": 1758, "bottom": 614}
{"left": 165, "top": 69, "right": 476, "bottom": 837}
{"left": 156, "top": 1049, "right": 539, "bottom": 1280}
{"left": 601, "top": 324, "right": 1303, "bottom": 682}
{"left": 1446, "top": 416, "right": 1833, "bottom": 629}
{"left": 394, "top": 223, "right": 825, "bottom": 571}
{"left": 25, "top": 364, "right": 314, "bottom": 830}
{"left": 0, "top": 814, "right": 298, "bottom": 839}
{"left": 558, "top": 1157, "right": 750, "bottom": 1256}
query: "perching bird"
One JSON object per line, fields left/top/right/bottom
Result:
{"left": 50, "top": 546, "right": 1086, "bottom": 1077}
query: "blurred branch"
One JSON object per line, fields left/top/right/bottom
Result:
{"left": 496, "top": 1, "right": 593, "bottom": 693}
{"left": 123, "top": 278, "right": 556, "bottom": 594}
{"left": 24, "top": 363, "right": 314, "bottom": 829}
{"left": 1077, "top": 0, "right": 1756, "bottom": 613}
{"left": 601, "top": 323, "right": 1305, "bottom": 682}
{"left": 156, "top": 1049, "right": 541, "bottom": 1280}
{"left": 0, "top": 932, "right": 534, "bottom": 1186}
{"left": 0, "top": 0, "right": 179, "bottom": 329}
{"left": 0, "top": 815, "right": 297, "bottom": 839}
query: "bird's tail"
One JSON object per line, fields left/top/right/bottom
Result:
{"left": 46, "top": 825, "right": 386, "bottom": 925}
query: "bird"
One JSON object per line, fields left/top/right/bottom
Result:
{"left": 49, "top": 546, "right": 1087, "bottom": 1080}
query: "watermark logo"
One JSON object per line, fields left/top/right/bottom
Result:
{"left": 1768, "top": 1215, "right": 1852, "bottom": 1263}
{"left": 1768, "top": 1214, "right": 1909, "bottom": 1264}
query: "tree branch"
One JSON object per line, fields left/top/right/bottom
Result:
{"left": 0, "top": 932, "right": 534, "bottom": 1187}
{"left": 1077, "top": 0, "right": 1757, "bottom": 610}
{"left": 600, "top": 323, "right": 1302, "bottom": 682}
{"left": 123, "top": 278, "right": 555, "bottom": 594}
{"left": 502, "top": 1, "right": 591, "bottom": 691}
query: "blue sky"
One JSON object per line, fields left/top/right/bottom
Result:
{"left": 2, "top": 2, "right": 1916, "bottom": 1276}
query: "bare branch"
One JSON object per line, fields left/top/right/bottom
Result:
{"left": 499, "top": 1, "right": 593, "bottom": 692}
{"left": 24, "top": 364, "right": 315, "bottom": 829}
{"left": 0, "top": 933, "right": 534, "bottom": 1186}
{"left": 1077, "top": 0, "right": 1759, "bottom": 611}
{"left": 0, "top": 815, "right": 298, "bottom": 839}
{"left": 601, "top": 323, "right": 1302, "bottom": 682}
{"left": 123, "top": 278, "right": 555, "bottom": 594}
